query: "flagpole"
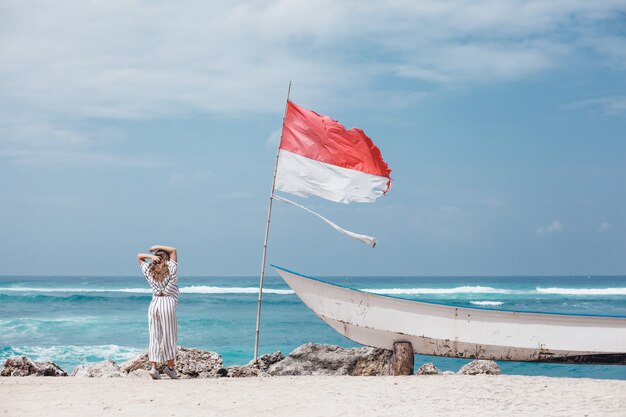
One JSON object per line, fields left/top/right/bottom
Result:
{"left": 254, "top": 81, "right": 292, "bottom": 361}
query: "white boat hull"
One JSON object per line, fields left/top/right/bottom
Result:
{"left": 275, "top": 266, "right": 626, "bottom": 363}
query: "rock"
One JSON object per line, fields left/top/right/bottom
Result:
{"left": 1, "top": 356, "right": 67, "bottom": 377}
{"left": 119, "top": 350, "right": 149, "bottom": 373}
{"left": 226, "top": 352, "right": 285, "bottom": 377}
{"left": 415, "top": 363, "right": 440, "bottom": 375}
{"left": 127, "top": 369, "right": 152, "bottom": 379}
{"left": 268, "top": 343, "right": 392, "bottom": 376}
{"left": 120, "top": 347, "right": 225, "bottom": 378}
{"left": 442, "top": 370, "right": 455, "bottom": 375}
{"left": 71, "top": 360, "right": 124, "bottom": 377}
{"left": 457, "top": 360, "right": 501, "bottom": 375}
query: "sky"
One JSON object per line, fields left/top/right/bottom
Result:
{"left": 1, "top": 1, "right": 625, "bottom": 277}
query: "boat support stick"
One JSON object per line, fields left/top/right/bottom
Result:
{"left": 254, "top": 81, "right": 292, "bottom": 361}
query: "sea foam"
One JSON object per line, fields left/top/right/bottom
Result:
{"left": 0, "top": 285, "right": 514, "bottom": 296}
{"left": 1, "top": 344, "right": 143, "bottom": 368}
{"left": 181, "top": 286, "right": 294, "bottom": 295}
{"left": 4, "top": 285, "right": 626, "bottom": 296}
{"left": 470, "top": 301, "right": 505, "bottom": 306}
{"left": 361, "top": 286, "right": 512, "bottom": 295}
{"left": 536, "top": 287, "right": 626, "bottom": 295}
{"left": 0, "top": 286, "right": 293, "bottom": 295}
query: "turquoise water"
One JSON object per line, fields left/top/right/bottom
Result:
{"left": 1, "top": 272, "right": 625, "bottom": 380}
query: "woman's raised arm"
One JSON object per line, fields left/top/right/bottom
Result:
{"left": 148, "top": 245, "right": 177, "bottom": 262}
{"left": 137, "top": 253, "right": 159, "bottom": 265}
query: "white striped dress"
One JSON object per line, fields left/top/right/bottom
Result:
{"left": 141, "top": 260, "right": 179, "bottom": 363}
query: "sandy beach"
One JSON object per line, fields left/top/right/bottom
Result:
{"left": 3, "top": 375, "right": 625, "bottom": 417}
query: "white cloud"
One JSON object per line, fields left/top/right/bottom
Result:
{"left": 1, "top": 1, "right": 625, "bottom": 167}
{"left": 395, "top": 43, "right": 554, "bottom": 82}
{"left": 565, "top": 96, "right": 626, "bottom": 116}
{"left": 597, "top": 221, "right": 612, "bottom": 233}
{"left": 2, "top": 1, "right": 624, "bottom": 119}
{"left": 0, "top": 120, "right": 164, "bottom": 168}
{"left": 536, "top": 220, "right": 563, "bottom": 236}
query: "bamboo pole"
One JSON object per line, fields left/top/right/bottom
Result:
{"left": 253, "top": 81, "right": 292, "bottom": 361}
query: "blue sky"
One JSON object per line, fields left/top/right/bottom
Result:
{"left": 1, "top": 1, "right": 625, "bottom": 276}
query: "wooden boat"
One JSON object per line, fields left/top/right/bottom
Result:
{"left": 274, "top": 266, "right": 626, "bottom": 364}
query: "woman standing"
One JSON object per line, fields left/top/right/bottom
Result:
{"left": 137, "top": 245, "right": 179, "bottom": 380}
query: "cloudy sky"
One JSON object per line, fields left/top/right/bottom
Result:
{"left": 1, "top": 1, "right": 625, "bottom": 276}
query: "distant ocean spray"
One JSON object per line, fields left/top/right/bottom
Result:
{"left": 1, "top": 273, "right": 625, "bottom": 380}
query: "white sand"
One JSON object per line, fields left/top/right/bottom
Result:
{"left": 3, "top": 375, "right": 625, "bottom": 417}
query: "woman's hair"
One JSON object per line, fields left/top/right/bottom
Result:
{"left": 149, "top": 250, "right": 171, "bottom": 282}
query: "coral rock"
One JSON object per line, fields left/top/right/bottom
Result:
{"left": 120, "top": 347, "right": 225, "bottom": 378}
{"left": 71, "top": 360, "right": 124, "bottom": 377}
{"left": 1, "top": 356, "right": 67, "bottom": 377}
{"left": 226, "top": 352, "right": 285, "bottom": 377}
{"left": 268, "top": 343, "right": 391, "bottom": 376}
{"left": 415, "top": 363, "right": 440, "bottom": 375}
{"left": 457, "top": 360, "right": 501, "bottom": 375}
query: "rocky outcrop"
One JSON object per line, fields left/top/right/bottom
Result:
{"left": 127, "top": 369, "right": 152, "bottom": 379}
{"left": 268, "top": 343, "right": 392, "bottom": 376}
{"left": 415, "top": 363, "right": 440, "bottom": 375}
{"left": 1, "top": 356, "right": 67, "bottom": 377}
{"left": 120, "top": 347, "right": 226, "bottom": 378}
{"left": 71, "top": 360, "right": 124, "bottom": 377}
{"left": 119, "top": 350, "right": 150, "bottom": 373}
{"left": 457, "top": 360, "right": 501, "bottom": 375}
{"left": 226, "top": 352, "right": 285, "bottom": 377}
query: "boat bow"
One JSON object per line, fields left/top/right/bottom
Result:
{"left": 274, "top": 266, "right": 626, "bottom": 364}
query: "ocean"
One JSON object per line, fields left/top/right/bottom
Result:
{"left": 1, "top": 272, "right": 625, "bottom": 380}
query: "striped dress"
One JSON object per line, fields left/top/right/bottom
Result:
{"left": 141, "top": 260, "right": 179, "bottom": 363}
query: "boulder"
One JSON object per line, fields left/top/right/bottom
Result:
{"left": 1, "top": 356, "right": 67, "bottom": 377}
{"left": 268, "top": 343, "right": 392, "bottom": 376}
{"left": 226, "top": 352, "right": 285, "bottom": 377}
{"left": 127, "top": 369, "right": 152, "bottom": 379}
{"left": 415, "top": 363, "right": 440, "bottom": 375}
{"left": 71, "top": 360, "right": 124, "bottom": 377}
{"left": 120, "top": 347, "right": 226, "bottom": 378}
{"left": 457, "top": 360, "right": 501, "bottom": 375}
{"left": 119, "top": 350, "right": 149, "bottom": 373}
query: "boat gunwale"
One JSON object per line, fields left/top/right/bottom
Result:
{"left": 271, "top": 264, "right": 626, "bottom": 320}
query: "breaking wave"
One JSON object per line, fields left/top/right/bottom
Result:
{"left": 3, "top": 286, "right": 625, "bottom": 296}
{"left": 361, "top": 286, "right": 512, "bottom": 295}
{"left": 0, "top": 344, "right": 143, "bottom": 370}
{"left": 0, "top": 287, "right": 153, "bottom": 293}
{"left": 0, "top": 286, "right": 294, "bottom": 295}
{"left": 536, "top": 287, "right": 626, "bottom": 295}
{"left": 470, "top": 301, "right": 505, "bottom": 306}
{"left": 181, "top": 286, "right": 293, "bottom": 295}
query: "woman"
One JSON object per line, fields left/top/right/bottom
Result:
{"left": 137, "top": 245, "right": 179, "bottom": 380}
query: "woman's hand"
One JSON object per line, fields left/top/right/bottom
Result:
{"left": 137, "top": 253, "right": 161, "bottom": 265}
{"left": 147, "top": 245, "right": 177, "bottom": 262}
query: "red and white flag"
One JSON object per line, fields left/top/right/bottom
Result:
{"left": 272, "top": 101, "right": 391, "bottom": 247}
{"left": 275, "top": 101, "right": 391, "bottom": 204}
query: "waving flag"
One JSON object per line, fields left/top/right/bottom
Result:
{"left": 275, "top": 101, "right": 391, "bottom": 204}
{"left": 254, "top": 94, "right": 392, "bottom": 360}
